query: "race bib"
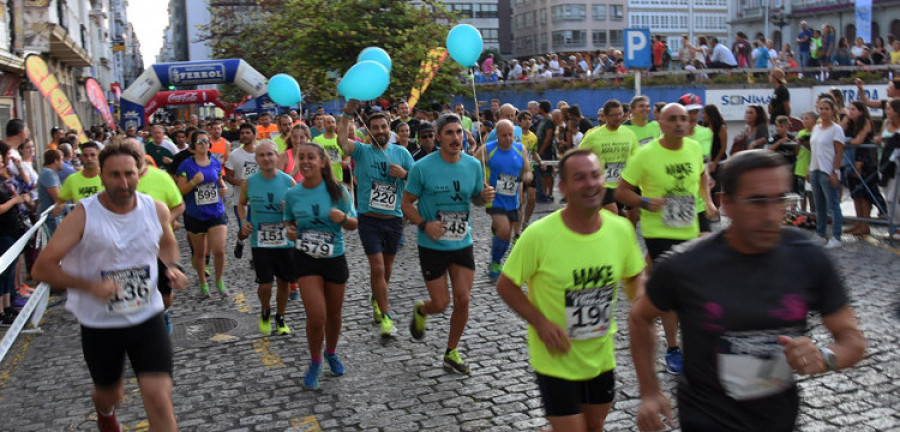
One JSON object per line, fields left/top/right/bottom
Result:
{"left": 496, "top": 173, "right": 518, "bottom": 196}
{"left": 242, "top": 161, "right": 260, "bottom": 177}
{"left": 195, "top": 182, "right": 219, "bottom": 205}
{"left": 103, "top": 266, "right": 152, "bottom": 314}
{"left": 718, "top": 333, "right": 795, "bottom": 400}
{"left": 662, "top": 195, "right": 695, "bottom": 228}
{"left": 297, "top": 230, "right": 335, "bottom": 258}
{"left": 327, "top": 148, "right": 342, "bottom": 164}
{"left": 565, "top": 286, "right": 615, "bottom": 340}
{"left": 438, "top": 211, "right": 469, "bottom": 242}
{"left": 369, "top": 181, "right": 398, "bottom": 211}
{"left": 604, "top": 162, "right": 624, "bottom": 183}
{"left": 257, "top": 222, "right": 287, "bottom": 247}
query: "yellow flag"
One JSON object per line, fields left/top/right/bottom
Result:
{"left": 408, "top": 48, "right": 448, "bottom": 110}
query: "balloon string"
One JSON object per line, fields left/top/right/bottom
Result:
{"left": 471, "top": 69, "right": 487, "bottom": 179}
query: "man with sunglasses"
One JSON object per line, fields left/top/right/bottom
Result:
{"left": 411, "top": 123, "right": 436, "bottom": 161}
{"left": 630, "top": 150, "right": 866, "bottom": 432}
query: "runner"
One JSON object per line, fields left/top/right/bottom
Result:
{"left": 255, "top": 112, "right": 278, "bottom": 140}
{"left": 519, "top": 110, "right": 541, "bottom": 232}
{"left": 208, "top": 121, "right": 230, "bottom": 170}
{"left": 679, "top": 93, "right": 716, "bottom": 234}
{"left": 283, "top": 140, "right": 357, "bottom": 390}
{"left": 238, "top": 141, "right": 297, "bottom": 335}
{"left": 614, "top": 103, "right": 717, "bottom": 374}
{"left": 402, "top": 113, "right": 496, "bottom": 374}
{"left": 578, "top": 99, "right": 639, "bottom": 214}
{"left": 338, "top": 100, "right": 414, "bottom": 337}
{"left": 32, "top": 141, "right": 187, "bottom": 432}
{"left": 630, "top": 150, "right": 865, "bottom": 431}
{"left": 312, "top": 115, "right": 350, "bottom": 195}
{"left": 225, "top": 125, "right": 259, "bottom": 258}
{"left": 278, "top": 123, "right": 309, "bottom": 182}
{"left": 273, "top": 114, "right": 293, "bottom": 153}
{"left": 475, "top": 119, "right": 530, "bottom": 281}
{"left": 56, "top": 142, "right": 103, "bottom": 212}
{"left": 176, "top": 130, "right": 229, "bottom": 299}
{"left": 497, "top": 149, "right": 645, "bottom": 432}
{"left": 623, "top": 96, "right": 661, "bottom": 147}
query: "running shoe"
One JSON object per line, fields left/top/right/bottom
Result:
{"left": 16, "top": 287, "right": 31, "bottom": 298}
{"left": 289, "top": 283, "right": 299, "bottom": 301}
{"left": 259, "top": 310, "right": 271, "bottom": 335}
{"left": 488, "top": 261, "right": 502, "bottom": 282}
{"left": 370, "top": 293, "right": 382, "bottom": 324}
{"left": 275, "top": 314, "right": 291, "bottom": 335}
{"left": 825, "top": 238, "right": 843, "bottom": 249}
{"left": 665, "top": 347, "right": 683, "bottom": 374}
{"left": 0, "top": 311, "right": 15, "bottom": 327}
{"left": 324, "top": 352, "right": 345, "bottom": 376}
{"left": 96, "top": 409, "right": 121, "bottom": 432}
{"left": 200, "top": 283, "right": 210, "bottom": 299}
{"left": 443, "top": 349, "right": 470, "bottom": 374}
{"left": 302, "top": 361, "right": 322, "bottom": 390}
{"left": 204, "top": 266, "right": 211, "bottom": 277}
{"left": 11, "top": 298, "right": 27, "bottom": 308}
{"left": 409, "top": 300, "right": 427, "bottom": 340}
{"left": 380, "top": 314, "right": 396, "bottom": 337}
{"left": 234, "top": 239, "right": 244, "bottom": 259}
{"left": 216, "top": 280, "right": 228, "bottom": 297}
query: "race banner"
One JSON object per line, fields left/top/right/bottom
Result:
{"left": 85, "top": 78, "right": 116, "bottom": 130}
{"left": 25, "top": 55, "right": 88, "bottom": 143}
{"left": 408, "top": 48, "right": 448, "bottom": 110}
{"left": 856, "top": 0, "right": 872, "bottom": 43}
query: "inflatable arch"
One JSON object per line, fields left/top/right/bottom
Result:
{"left": 119, "top": 59, "right": 268, "bottom": 130}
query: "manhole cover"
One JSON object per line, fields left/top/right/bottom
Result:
{"left": 172, "top": 317, "right": 238, "bottom": 341}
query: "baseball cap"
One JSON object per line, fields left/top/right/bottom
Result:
{"left": 678, "top": 93, "right": 703, "bottom": 111}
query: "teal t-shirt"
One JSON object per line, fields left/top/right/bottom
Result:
{"left": 247, "top": 171, "right": 295, "bottom": 249}
{"left": 405, "top": 152, "right": 485, "bottom": 251}
{"left": 283, "top": 181, "right": 356, "bottom": 258}
{"left": 351, "top": 142, "right": 414, "bottom": 217}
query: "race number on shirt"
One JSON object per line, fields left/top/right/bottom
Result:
{"left": 327, "top": 148, "right": 342, "bottom": 164}
{"left": 195, "top": 182, "right": 219, "bottom": 205}
{"left": 369, "top": 181, "right": 398, "bottom": 211}
{"left": 564, "top": 286, "right": 614, "bottom": 340}
{"left": 103, "top": 266, "right": 152, "bottom": 314}
{"left": 438, "top": 211, "right": 469, "bottom": 242}
{"left": 496, "top": 173, "right": 518, "bottom": 196}
{"left": 257, "top": 222, "right": 287, "bottom": 247}
{"left": 718, "top": 332, "right": 795, "bottom": 400}
{"left": 604, "top": 162, "right": 624, "bottom": 182}
{"left": 297, "top": 230, "right": 335, "bottom": 258}
{"left": 662, "top": 195, "right": 695, "bottom": 227}
{"left": 242, "top": 161, "right": 260, "bottom": 177}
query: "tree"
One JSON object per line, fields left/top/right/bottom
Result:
{"left": 199, "top": 0, "right": 466, "bottom": 106}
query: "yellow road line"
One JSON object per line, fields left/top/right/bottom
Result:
{"left": 0, "top": 333, "right": 35, "bottom": 402}
{"left": 253, "top": 337, "right": 284, "bottom": 368}
{"left": 232, "top": 292, "right": 251, "bottom": 313}
{"left": 290, "top": 416, "right": 321, "bottom": 432}
{"left": 863, "top": 235, "right": 900, "bottom": 255}
{"left": 123, "top": 421, "right": 150, "bottom": 431}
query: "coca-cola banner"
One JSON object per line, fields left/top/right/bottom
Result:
{"left": 144, "top": 89, "right": 232, "bottom": 121}
{"left": 84, "top": 78, "right": 116, "bottom": 130}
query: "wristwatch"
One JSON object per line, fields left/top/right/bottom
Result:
{"left": 820, "top": 347, "right": 837, "bottom": 372}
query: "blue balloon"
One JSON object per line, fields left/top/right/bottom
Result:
{"left": 267, "top": 74, "right": 302, "bottom": 107}
{"left": 446, "top": 24, "right": 483, "bottom": 68}
{"left": 337, "top": 60, "right": 390, "bottom": 101}
{"left": 357, "top": 47, "right": 392, "bottom": 72}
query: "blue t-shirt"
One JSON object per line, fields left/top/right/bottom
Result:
{"left": 798, "top": 29, "right": 812, "bottom": 52}
{"left": 484, "top": 125, "right": 523, "bottom": 144}
{"left": 405, "top": 152, "right": 484, "bottom": 251}
{"left": 58, "top": 161, "right": 76, "bottom": 184}
{"left": 754, "top": 46, "right": 770, "bottom": 68}
{"left": 246, "top": 171, "right": 295, "bottom": 249}
{"left": 37, "top": 167, "right": 60, "bottom": 213}
{"left": 484, "top": 141, "right": 526, "bottom": 211}
{"left": 177, "top": 157, "right": 225, "bottom": 220}
{"left": 283, "top": 181, "right": 356, "bottom": 258}
{"left": 351, "top": 142, "right": 414, "bottom": 218}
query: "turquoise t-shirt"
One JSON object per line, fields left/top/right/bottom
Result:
{"left": 405, "top": 152, "right": 485, "bottom": 251}
{"left": 351, "top": 142, "right": 414, "bottom": 218}
{"left": 283, "top": 181, "right": 356, "bottom": 258}
{"left": 484, "top": 141, "right": 526, "bottom": 211}
{"left": 247, "top": 171, "right": 295, "bottom": 249}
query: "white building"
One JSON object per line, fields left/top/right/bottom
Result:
{"left": 627, "top": 0, "right": 730, "bottom": 58}
{"left": 512, "top": 0, "right": 629, "bottom": 58}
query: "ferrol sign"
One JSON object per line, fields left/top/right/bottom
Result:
{"left": 84, "top": 78, "right": 116, "bottom": 130}
{"left": 166, "top": 63, "right": 227, "bottom": 86}
{"left": 25, "top": 55, "right": 88, "bottom": 143}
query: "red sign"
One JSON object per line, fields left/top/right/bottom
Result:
{"left": 84, "top": 78, "right": 116, "bottom": 130}
{"left": 144, "top": 89, "right": 232, "bottom": 121}
{"left": 24, "top": 55, "right": 88, "bottom": 143}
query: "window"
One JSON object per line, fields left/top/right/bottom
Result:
{"left": 540, "top": 9, "right": 547, "bottom": 23}
{"left": 475, "top": 3, "right": 498, "bottom": 18}
{"left": 610, "top": 5, "right": 624, "bottom": 21}
{"left": 524, "top": 11, "right": 534, "bottom": 27}
{"left": 515, "top": 14, "right": 524, "bottom": 29}
{"left": 541, "top": 33, "right": 549, "bottom": 51}
{"left": 609, "top": 29, "right": 623, "bottom": 46}
{"left": 482, "top": 28, "right": 499, "bottom": 43}
{"left": 451, "top": 3, "right": 473, "bottom": 18}
{"left": 592, "top": 4, "right": 606, "bottom": 20}
{"left": 551, "top": 4, "right": 587, "bottom": 21}
{"left": 552, "top": 30, "right": 587, "bottom": 48}
{"left": 592, "top": 30, "right": 607, "bottom": 46}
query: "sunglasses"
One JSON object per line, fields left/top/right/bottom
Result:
{"left": 419, "top": 133, "right": 434, "bottom": 139}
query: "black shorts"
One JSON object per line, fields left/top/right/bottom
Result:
{"left": 602, "top": 188, "right": 617, "bottom": 206}
{"left": 645, "top": 238, "right": 686, "bottom": 262}
{"left": 295, "top": 252, "right": 349, "bottom": 284}
{"left": 252, "top": 247, "right": 299, "bottom": 283}
{"left": 697, "top": 210, "right": 712, "bottom": 233}
{"left": 184, "top": 213, "right": 227, "bottom": 235}
{"left": 486, "top": 207, "right": 520, "bottom": 222}
{"left": 81, "top": 313, "right": 173, "bottom": 388}
{"left": 417, "top": 245, "right": 475, "bottom": 282}
{"left": 357, "top": 214, "right": 405, "bottom": 255}
{"left": 536, "top": 369, "right": 616, "bottom": 417}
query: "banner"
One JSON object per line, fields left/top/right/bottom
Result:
{"left": 144, "top": 89, "right": 232, "bottom": 121}
{"left": 408, "top": 48, "right": 448, "bottom": 110}
{"left": 85, "top": 78, "right": 116, "bottom": 130}
{"left": 25, "top": 55, "right": 88, "bottom": 143}
{"left": 22, "top": 5, "right": 50, "bottom": 52}
{"left": 856, "top": 0, "right": 872, "bottom": 43}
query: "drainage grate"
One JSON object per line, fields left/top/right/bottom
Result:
{"left": 172, "top": 317, "right": 239, "bottom": 341}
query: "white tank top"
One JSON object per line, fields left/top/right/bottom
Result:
{"left": 63, "top": 192, "right": 164, "bottom": 328}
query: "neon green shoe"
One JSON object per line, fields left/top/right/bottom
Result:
{"left": 409, "top": 300, "right": 427, "bottom": 340}
{"left": 200, "top": 283, "right": 210, "bottom": 299}
{"left": 216, "top": 280, "right": 228, "bottom": 297}
{"left": 370, "top": 294, "right": 382, "bottom": 324}
{"left": 259, "top": 310, "right": 271, "bottom": 335}
{"left": 443, "top": 348, "right": 470, "bottom": 374}
{"left": 380, "top": 314, "right": 396, "bottom": 337}
{"left": 275, "top": 314, "right": 291, "bottom": 335}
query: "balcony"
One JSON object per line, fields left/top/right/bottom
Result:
{"left": 49, "top": 24, "right": 93, "bottom": 67}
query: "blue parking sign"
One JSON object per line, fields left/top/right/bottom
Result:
{"left": 624, "top": 28, "right": 652, "bottom": 69}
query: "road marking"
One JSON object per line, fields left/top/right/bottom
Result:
{"left": 863, "top": 235, "right": 900, "bottom": 255}
{"left": 253, "top": 337, "right": 284, "bottom": 368}
{"left": 289, "top": 416, "right": 321, "bottom": 431}
{"left": 0, "top": 333, "right": 35, "bottom": 402}
{"left": 210, "top": 333, "right": 237, "bottom": 342}
{"left": 232, "top": 292, "right": 251, "bottom": 313}
{"left": 122, "top": 421, "right": 150, "bottom": 431}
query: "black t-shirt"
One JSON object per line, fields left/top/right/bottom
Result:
{"left": 535, "top": 117, "right": 557, "bottom": 159}
{"left": 767, "top": 131, "right": 796, "bottom": 163}
{"left": 646, "top": 229, "right": 849, "bottom": 431}
{"left": 578, "top": 117, "right": 594, "bottom": 135}
{"left": 0, "top": 180, "right": 20, "bottom": 237}
{"left": 769, "top": 85, "right": 790, "bottom": 124}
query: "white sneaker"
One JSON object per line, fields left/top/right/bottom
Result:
{"left": 825, "top": 238, "right": 842, "bottom": 249}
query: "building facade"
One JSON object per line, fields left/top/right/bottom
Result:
{"left": 628, "top": 0, "right": 730, "bottom": 56}
{"left": 512, "top": 0, "right": 629, "bottom": 58}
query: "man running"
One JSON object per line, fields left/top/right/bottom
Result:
{"left": 338, "top": 100, "right": 414, "bottom": 337}
{"left": 55, "top": 142, "right": 103, "bottom": 215}
{"left": 579, "top": 99, "right": 639, "bottom": 214}
{"left": 238, "top": 142, "right": 297, "bottom": 335}
{"left": 402, "top": 113, "right": 495, "bottom": 374}
{"left": 225, "top": 124, "right": 259, "bottom": 258}
{"left": 623, "top": 95, "right": 661, "bottom": 147}
{"left": 498, "top": 149, "right": 645, "bottom": 432}
{"left": 33, "top": 141, "right": 188, "bottom": 432}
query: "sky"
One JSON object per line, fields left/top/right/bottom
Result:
{"left": 127, "top": 1, "right": 168, "bottom": 67}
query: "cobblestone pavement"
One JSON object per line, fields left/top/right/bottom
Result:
{"left": 1, "top": 197, "right": 899, "bottom": 432}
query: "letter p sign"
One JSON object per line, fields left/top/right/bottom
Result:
{"left": 624, "top": 28, "right": 652, "bottom": 69}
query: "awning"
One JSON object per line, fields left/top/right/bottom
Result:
{"left": 49, "top": 24, "right": 92, "bottom": 67}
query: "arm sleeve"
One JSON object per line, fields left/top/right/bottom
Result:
{"left": 623, "top": 222, "right": 648, "bottom": 278}
{"left": 58, "top": 176, "right": 72, "bottom": 201}
{"left": 501, "top": 227, "right": 537, "bottom": 286}
{"left": 620, "top": 148, "right": 644, "bottom": 185}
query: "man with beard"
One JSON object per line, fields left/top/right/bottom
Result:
{"left": 225, "top": 123, "right": 260, "bottom": 258}
{"left": 273, "top": 114, "right": 294, "bottom": 154}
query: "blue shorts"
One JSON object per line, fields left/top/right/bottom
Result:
{"left": 357, "top": 214, "right": 404, "bottom": 256}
